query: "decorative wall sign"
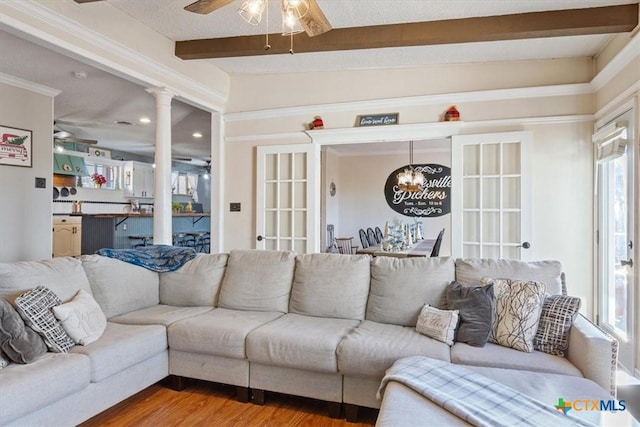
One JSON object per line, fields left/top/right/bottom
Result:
{"left": 384, "top": 163, "right": 451, "bottom": 217}
{"left": 356, "top": 113, "right": 399, "bottom": 127}
{"left": 0, "top": 125, "right": 32, "bottom": 167}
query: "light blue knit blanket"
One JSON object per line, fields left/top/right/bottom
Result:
{"left": 377, "top": 356, "right": 595, "bottom": 427}
{"left": 96, "top": 245, "right": 197, "bottom": 272}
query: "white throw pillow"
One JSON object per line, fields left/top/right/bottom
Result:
{"left": 53, "top": 289, "right": 107, "bottom": 345}
{"left": 416, "top": 304, "right": 459, "bottom": 346}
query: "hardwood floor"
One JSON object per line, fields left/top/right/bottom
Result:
{"left": 80, "top": 379, "right": 378, "bottom": 427}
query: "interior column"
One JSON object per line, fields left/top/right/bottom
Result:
{"left": 146, "top": 87, "right": 174, "bottom": 245}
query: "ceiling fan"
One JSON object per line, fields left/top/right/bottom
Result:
{"left": 53, "top": 122, "right": 98, "bottom": 145}
{"left": 74, "top": 0, "right": 331, "bottom": 38}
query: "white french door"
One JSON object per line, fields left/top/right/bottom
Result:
{"left": 451, "top": 131, "right": 533, "bottom": 260}
{"left": 595, "top": 109, "right": 635, "bottom": 372}
{"left": 256, "top": 144, "right": 319, "bottom": 254}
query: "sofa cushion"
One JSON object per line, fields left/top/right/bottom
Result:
{"left": 534, "top": 295, "right": 581, "bottom": 356}
{"left": 15, "top": 286, "right": 76, "bottom": 353}
{"left": 0, "top": 352, "right": 90, "bottom": 425}
{"left": 82, "top": 255, "right": 159, "bottom": 319}
{"left": 0, "top": 298, "right": 47, "bottom": 363}
{"left": 367, "top": 257, "right": 455, "bottom": 326}
{"left": 337, "top": 320, "right": 451, "bottom": 378}
{"left": 169, "top": 308, "right": 283, "bottom": 359}
{"left": 0, "top": 257, "right": 92, "bottom": 303}
{"left": 70, "top": 322, "right": 166, "bottom": 382}
{"left": 415, "top": 305, "right": 458, "bottom": 346}
{"left": 52, "top": 289, "right": 107, "bottom": 345}
{"left": 455, "top": 258, "right": 564, "bottom": 295}
{"left": 290, "top": 253, "right": 371, "bottom": 320}
{"left": 450, "top": 342, "right": 583, "bottom": 377}
{"left": 159, "top": 253, "right": 228, "bottom": 307}
{"left": 246, "top": 313, "right": 359, "bottom": 373}
{"left": 446, "top": 281, "right": 493, "bottom": 347}
{"left": 218, "top": 250, "right": 295, "bottom": 313}
{"left": 109, "top": 305, "right": 213, "bottom": 326}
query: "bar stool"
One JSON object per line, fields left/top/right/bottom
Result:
{"left": 128, "top": 235, "right": 153, "bottom": 248}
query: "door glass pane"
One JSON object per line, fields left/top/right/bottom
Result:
{"left": 482, "top": 212, "right": 499, "bottom": 243}
{"left": 482, "top": 245, "right": 500, "bottom": 259}
{"left": 294, "top": 182, "right": 306, "bottom": 209}
{"left": 503, "top": 212, "right": 520, "bottom": 243}
{"left": 279, "top": 239, "right": 292, "bottom": 251}
{"left": 502, "top": 143, "right": 521, "bottom": 174}
{"left": 482, "top": 178, "right": 500, "bottom": 209}
{"left": 463, "top": 212, "right": 479, "bottom": 242}
{"left": 482, "top": 143, "right": 500, "bottom": 175}
{"left": 463, "top": 244, "right": 480, "bottom": 258}
{"left": 463, "top": 145, "right": 480, "bottom": 175}
{"left": 279, "top": 153, "right": 291, "bottom": 179}
{"left": 294, "top": 153, "right": 307, "bottom": 179}
{"left": 503, "top": 246, "right": 520, "bottom": 259}
{"left": 279, "top": 212, "right": 292, "bottom": 237}
{"left": 294, "top": 211, "right": 307, "bottom": 238}
{"left": 279, "top": 182, "right": 292, "bottom": 208}
{"left": 265, "top": 211, "right": 277, "bottom": 236}
{"left": 503, "top": 177, "right": 521, "bottom": 209}
{"left": 265, "top": 154, "right": 277, "bottom": 180}
{"left": 294, "top": 240, "right": 306, "bottom": 254}
{"left": 265, "top": 183, "right": 277, "bottom": 209}
{"left": 463, "top": 178, "right": 479, "bottom": 209}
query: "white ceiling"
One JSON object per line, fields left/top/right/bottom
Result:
{"left": 0, "top": 0, "right": 637, "bottom": 160}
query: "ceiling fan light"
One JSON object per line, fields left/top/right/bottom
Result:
{"left": 281, "top": 4, "right": 304, "bottom": 35}
{"left": 239, "top": 0, "right": 266, "bottom": 25}
{"left": 282, "top": 0, "right": 309, "bottom": 18}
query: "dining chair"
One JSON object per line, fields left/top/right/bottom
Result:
{"left": 374, "top": 226, "right": 384, "bottom": 243}
{"left": 358, "top": 229, "right": 369, "bottom": 249}
{"left": 335, "top": 237, "right": 358, "bottom": 254}
{"left": 430, "top": 228, "right": 445, "bottom": 257}
{"left": 366, "top": 228, "right": 377, "bottom": 246}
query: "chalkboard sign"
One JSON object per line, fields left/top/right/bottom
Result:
{"left": 384, "top": 164, "right": 451, "bottom": 217}
{"left": 356, "top": 113, "right": 399, "bottom": 127}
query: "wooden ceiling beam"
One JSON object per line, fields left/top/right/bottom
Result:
{"left": 175, "top": 3, "right": 639, "bottom": 59}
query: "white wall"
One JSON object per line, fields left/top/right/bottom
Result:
{"left": 0, "top": 82, "right": 54, "bottom": 262}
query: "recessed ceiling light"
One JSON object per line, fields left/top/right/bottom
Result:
{"left": 192, "top": 132, "right": 203, "bottom": 138}
{"left": 139, "top": 117, "right": 151, "bottom": 124}
{"left": 114, "top": 120, "right": 134, "bottom": 126}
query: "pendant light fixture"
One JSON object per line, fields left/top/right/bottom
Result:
{"left": 397, "top": 141, "right": 425, "bottom": 192}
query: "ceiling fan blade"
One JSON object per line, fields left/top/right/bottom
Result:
{"left": 184, "top": 0, "right": 235, "bottom": 14}
{"left": 55, "top": 136, "right": 98, "bottom": 145}
{"left": 299, "top": 0, "right": 332, "bottom": 37}
{"left": 73, "top": 0, "right": 104, "bottom": 3}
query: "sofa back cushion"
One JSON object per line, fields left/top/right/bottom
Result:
{"left": 454, "top": 258, "right": 564, "bottom": 295}
{"left": 81, "top": 255, "right": 159, "bottom": 319}
{"left": 0, "top": 257, "right": 92, "bottom": 303}
{"left": 289, "top": 253, "right": 371, "bottom": 320}
{"left": 159, "top": 253, "right": 228, "bottom": 307}
{"left": 218, "top": 250, "right": 295, "bottom": 313}
{"left": 366, "top": 256, "right": 455, "bottom": 326}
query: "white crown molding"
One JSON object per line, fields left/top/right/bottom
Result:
{"left": 594, "top": 81, "right": 640, "bottom": 120}
{"left": 0, "top": 1, "right": 227, "bottom": 111}
{"left": 0, "top": 72, "right": 61, "bottom": 97}
{"left": 226, "top": 115, "right": 593, "bottom": 145}
{"left": 224, "top": 84, "right": 593, "bottom": 123}
{"left": 591, "top": 31, "right": 640, "bottom": 91}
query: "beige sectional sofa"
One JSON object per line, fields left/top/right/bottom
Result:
{"left": 0, "top": 250, "right": 618, "bottom": 426}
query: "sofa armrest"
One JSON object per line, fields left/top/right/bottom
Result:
{"left": 566, "top": 314, "right": 618, "bottom": 397}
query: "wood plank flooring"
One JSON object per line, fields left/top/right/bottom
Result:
{"left": 80, "top": 379, "right": 378, "bottom": 427}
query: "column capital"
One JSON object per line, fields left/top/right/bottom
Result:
{"left": 146, "top": 86, "right": 176, "bottom": 99}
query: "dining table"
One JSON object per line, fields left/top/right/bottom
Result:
{"left": 356, "top": 238, "right": 436, "bottom": 258}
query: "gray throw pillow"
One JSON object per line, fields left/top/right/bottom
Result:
{"left": 0, "top": 298, "right": 47, "bottom": 363}
{"left": 446, "top": 281, "right": 493, "bottom": 347}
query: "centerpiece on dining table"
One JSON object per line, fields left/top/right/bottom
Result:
{"left": 91, "top": 173, "right": 107, "bottom": 188}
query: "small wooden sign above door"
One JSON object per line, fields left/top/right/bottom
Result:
{"left": 356, "top": 113, "right": 399, "bottom": 127}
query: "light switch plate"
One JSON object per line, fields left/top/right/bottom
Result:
{"left": 35, "top": 177, "right": 46, "bottom": 188}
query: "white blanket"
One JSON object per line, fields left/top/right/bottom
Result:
{"left": 377, "top": 356, "right": 595, "bottom": 427}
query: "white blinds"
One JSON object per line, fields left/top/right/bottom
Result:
{"left": 593, "top": 120, "right": 628, "bottom": 163}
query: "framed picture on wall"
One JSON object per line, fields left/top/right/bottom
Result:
{"left": 0, "top": 125, "right": 32, "bottom": 168}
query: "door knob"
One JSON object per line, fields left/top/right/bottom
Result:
{"left": 620, "top": 259, "right": 634, "bottom": 268}
{"left": 521, "top": 242, "right": 531, "bottom": 249}
{"left": 256, "top": 235, "right": 263, "bottom": 241}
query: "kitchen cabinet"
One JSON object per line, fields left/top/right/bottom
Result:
{"left": 53, "top": 216, "right": 82, "bottom": 257}
{"left": 124, "top": 161, "right": 154, "bottom": 198}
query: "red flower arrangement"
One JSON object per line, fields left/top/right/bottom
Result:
{"left": 91, "top": 173, "right": 107, "bottom": 186}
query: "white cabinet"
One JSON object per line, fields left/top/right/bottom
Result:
{"left": 53, "top": 216, "right": 81, "bottom": 257}
{"left": 124, "top": 161, "right": 154, "bottom": 198}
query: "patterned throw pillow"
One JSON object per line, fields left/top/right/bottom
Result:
{"left": 483, "top": 278, "right": 546, "bottom": 353}
{"left": 534, "top": 295, "right": 581, "bottom": 356}
{"left": 15, "top": 286, "right": 75, "bottom": 353}
{"left": 416, "top": 304, "right": 459, "bottom": 346}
